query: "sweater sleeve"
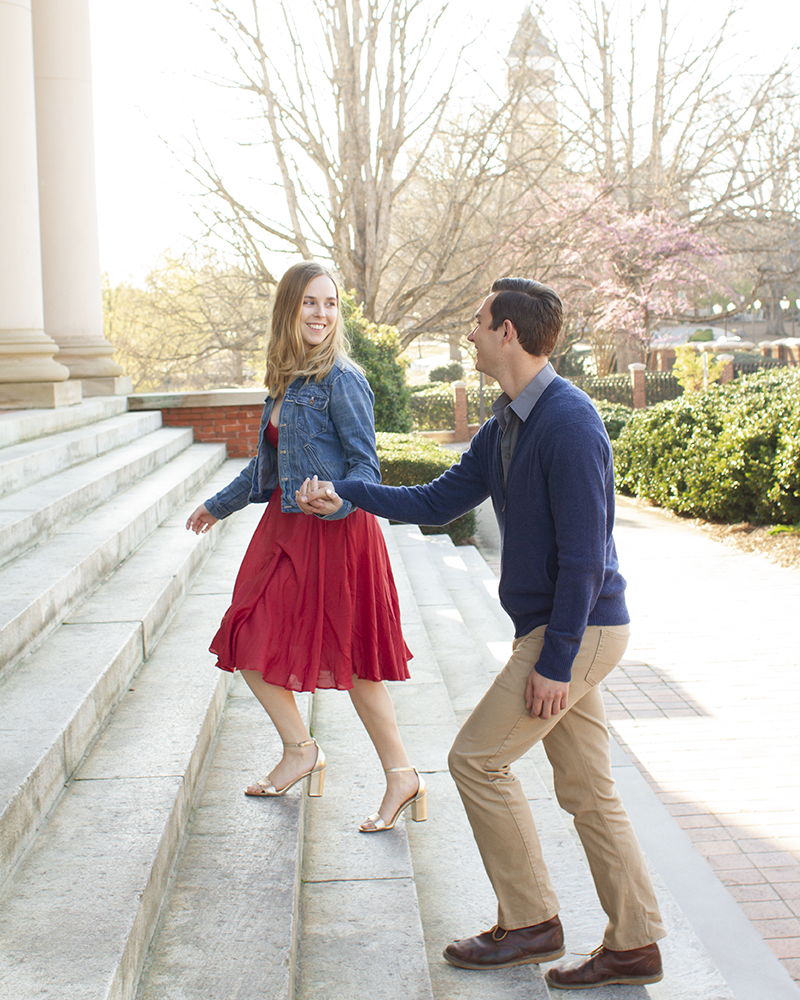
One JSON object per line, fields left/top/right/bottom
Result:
{"left": 535, "top": 417, "right": 616, "bottom": 682}
{"left": 333, "top": 434, "right": 490, "bottom": 525}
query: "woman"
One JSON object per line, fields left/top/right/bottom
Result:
{"left": 186, "top": 261, "right": 425, "bottom": 833}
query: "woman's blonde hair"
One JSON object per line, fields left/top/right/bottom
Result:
{"left": 265, "top": 261, "right": 355, "bottom": 397}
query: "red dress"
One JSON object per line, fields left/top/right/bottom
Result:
{"left": 210, "top": 421, "right": 411, "bottom": 691}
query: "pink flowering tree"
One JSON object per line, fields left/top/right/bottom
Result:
{"left": 502, "top": 184, "right": 725, "bottom": 374}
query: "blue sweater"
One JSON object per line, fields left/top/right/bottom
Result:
{"left": 333, "top": 376, "right": 629, "bottom": 682}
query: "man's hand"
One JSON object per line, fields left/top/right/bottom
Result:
{"left": 296, "top": 476, "right": 342, "bottom": 515}
{"left": 525, "top": 668, "right": 569, "bottom": 720}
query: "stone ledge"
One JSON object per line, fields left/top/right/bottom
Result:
{"left": 128, "top": 389, "right": 267, "bottom": 410}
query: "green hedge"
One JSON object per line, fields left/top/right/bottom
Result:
{"left": 614, "top": 368, "right": 800, "bottom": 523}
{"left": 345, "top": 297, "right": 412, "bottom": 433}
{"left": 410, "top": 383, "right": 504, "bottom": 430}
{"left": 592, "top": 399, "right": 633, "bottom": 440}
{"left": 568, "top": 372, "right": 682, "bottom": 406}
{"left": 409, "top": 384, "right": 457, "bottom": 430}
{"left": 376, "top": 432, "right": 477, "bottom": 543}
{"left": 412, "top": 382, "right": 632, "bottom": 441}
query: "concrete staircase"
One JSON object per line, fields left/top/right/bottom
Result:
{"left": 0, "top": 398, "right": 795, "bottom": 1000}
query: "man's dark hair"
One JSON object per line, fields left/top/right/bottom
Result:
{"left": 489, "top": 277, "right": 563, "bottom": 356}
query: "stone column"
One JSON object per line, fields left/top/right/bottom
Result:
{"left": 628, "top": 362, "right": 647, "bottom": 409}
{"left": 0, "top": 0, "right": 76, "bottom": 407}
{"left": 32, "top": 0, "right": 130, "bottom": 395}
{"left": 717, "top": 354, "right": 735, "bottom": 385}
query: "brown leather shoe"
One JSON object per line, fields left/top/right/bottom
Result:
{"left": 545, "top": 943, "right": 663, "bottom": 989}
{"left": 443, "top": 916, "right": 564, "bottom": 969}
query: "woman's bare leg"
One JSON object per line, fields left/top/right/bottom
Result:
{"left": 240, "top": 669, "right": 319, "bottom": 792}
{"left": 348, "top": 677, "right": 420, "bottom": 827}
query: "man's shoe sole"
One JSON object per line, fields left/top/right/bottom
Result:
{"left": 545, "top": 969, "right": 664, "bottom": 989}
{"left": 443, "top": 945, "right": 566, "bottom": 970}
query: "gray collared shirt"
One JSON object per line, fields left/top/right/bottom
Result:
{"left": 491, "top": 362, "right": 557, "bottom": 483}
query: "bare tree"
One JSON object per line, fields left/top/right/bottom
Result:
{"left": 185, "top": 0, "right": 564, "bottom": 341}
{"left": 104, "top": 253, "right": 270, "bottom": 392}
{"left": 528, "top": 0, "right": 800, "bottom": 309}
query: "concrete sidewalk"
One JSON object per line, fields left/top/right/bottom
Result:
{"left": 473, "top": 494, "right": 800, "bottom": 990}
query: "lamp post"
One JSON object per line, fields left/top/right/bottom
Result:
{"left": 752, "top": 299, "right": 761, "bottom": 334}
{"left": 780, "top": 297, "right": 790, "bottom": 338}
{"left": 725, "top": 302, "right": 735, "bottom": 337}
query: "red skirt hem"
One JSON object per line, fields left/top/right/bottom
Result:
{"left": 210, "top": 489, "right": 411, "bottom": 692}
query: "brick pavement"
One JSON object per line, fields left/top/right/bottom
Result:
{"left": 609, "top": 497, "right": 800, "bottom": 984}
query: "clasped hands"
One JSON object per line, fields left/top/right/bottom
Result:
{"left": 296, "top": 476, "right": 342, "bottom": 515}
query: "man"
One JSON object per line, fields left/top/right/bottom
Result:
{"left": 298, "top": 278, "right": 665, "bottom": 990}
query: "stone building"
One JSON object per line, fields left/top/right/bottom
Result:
{"left": 0, "top": 0, "right": 129, "bottom": 408}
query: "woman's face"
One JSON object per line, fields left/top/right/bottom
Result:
{"left": 298, "top": 274, "right": 339, "bottom": 348}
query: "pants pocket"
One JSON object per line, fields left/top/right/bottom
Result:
{"left": 584, "top": 626, "right": 630, "bottom": 686}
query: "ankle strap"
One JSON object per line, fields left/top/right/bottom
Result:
{"left": 283, "top": 739, "right": 317, "bottom": 749}
{"left": 384, "top": 766, "right": 416, "bottom": 774}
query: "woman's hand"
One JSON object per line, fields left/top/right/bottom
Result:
{"left": 296, "top": 476, "right": 343, "bottom": 515}
{"left": 186, "top": 504, "right": 219, "bottom": 534}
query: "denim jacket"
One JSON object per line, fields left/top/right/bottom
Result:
{"left": 204, "top": 362, "right": 380, "bottom": 521}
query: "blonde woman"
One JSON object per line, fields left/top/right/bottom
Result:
{"left": 186, "top": 261, "right": 426, "bottom": 832}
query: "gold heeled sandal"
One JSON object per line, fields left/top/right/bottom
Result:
{"left": 359, "top": 766, "right": 427, "bottom": 833}
{"left": 245, "top": 739, "right": 326, "bottom": 798}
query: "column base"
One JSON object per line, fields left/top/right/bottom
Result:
{"left": 80, "top": 376, "right": 133, "bottom": 397}
{"left": 0, "top": 380, "right": 83, "bottom": 409}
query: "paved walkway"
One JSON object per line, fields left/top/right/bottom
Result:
{"left": 472, "top": 494, "right": 800, "bottom": 986}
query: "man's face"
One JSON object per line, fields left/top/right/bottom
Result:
{"left": 468, "top": 293, "right": 503, "bottom": 378}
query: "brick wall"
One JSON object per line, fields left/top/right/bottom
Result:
{"left": 128, "top": 389, "right": 268, "bottom": 459}
{"left": 159, "top": 405, "right": 262, "bottom": 457}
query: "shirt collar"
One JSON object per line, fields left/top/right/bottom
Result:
{"left": 491, "top": 362, "right": 557, "bottom": 429}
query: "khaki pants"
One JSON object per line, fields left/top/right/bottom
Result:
{"left": 448, "top": 623, "right": 665, "bottom": 950}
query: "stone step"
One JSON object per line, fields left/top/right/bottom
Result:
{"left": 0, "top": 424, "right": 194, "bottom": 566}
{"left": 0, "top": 502, "right": 263, "bottom": 1000}
{"left": 131, "top": 518, "right": 434, "bottom": 1000}
{"left": 390, "top": 524, "right": 491, "bottom": 726}
{"left": 390, "top": 527, "right": 761, "bottom": 1000}
{"left": 0, "top": 408, "right": 163, "bottom": 498}
{"left": 418, "top": 531, "right": 513, "bottom": 678}
{"left": 0, "top": 442, "right": 226, "bottom": 679}
{"left": 135, "top": 678, "right": 312, "bottom": 1000}
{"left": 0, "top": 459, "right": 248, "bottom": 889}
{"left": 386, "top": 524, "right": 560, "bottom": 1000}
{"left": 0, "top": 396, "right": 129, "bottom": 449}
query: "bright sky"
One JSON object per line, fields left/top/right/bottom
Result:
{"left": 88, "top": 0, "right": 800, "bottom": 284}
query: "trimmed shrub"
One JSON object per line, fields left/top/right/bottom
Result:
{"left": 410, "top": 383, "right": 504, "bottom": 430}
{"left": 429, "top": 361, "right": 464, "bottom": 383}
{"left": 614, "top": 368, "right": 800, "bottom": 523}
{"left": 344, "top": 296, "right": 412, "bottom": 433}
{"left": 410, "top": 384, "right": 458, "bottom": 430}
{"left": 412, "top": 382, "right": 632, "bottom": 440}
{"left": 376, "top": 432, "right": 477, "bottom": 543}
{"left": 568, "top": 372, "right": 682, "bottom": 406}
{"left": 592, "top": 399, "right": 633, "bottom": 440}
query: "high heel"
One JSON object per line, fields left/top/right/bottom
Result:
{"left": 359, "top": 766, "right": 427, "bottom": 833}
{"left": 245, "top": 739, "right": 326, "bottom": 798}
